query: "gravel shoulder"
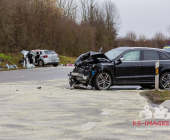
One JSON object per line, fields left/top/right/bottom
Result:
{"left": 0, "top": 79, "right": 170, "bottom": 140}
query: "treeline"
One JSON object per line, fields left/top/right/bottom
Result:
{"left": 117, "top": 31, "right": 170, "bottom": 49}
{"left": 0, "top": 0, "right": 169, "bottom": 57}
{"left": 0, "top": 0, "right": 120, "bottom": 56}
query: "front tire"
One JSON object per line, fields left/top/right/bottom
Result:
{"left": 94, "top": 72, "right": 112, "bottom": 90}
{"left": 160, "top": 72, "right": 170, "bottom": 89}
{"left": 39, "top": 60, "right": 44, "bottom": 67}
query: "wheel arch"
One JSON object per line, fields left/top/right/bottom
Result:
{"left": 160, "top": 69, "right": 170, "bottom": 78}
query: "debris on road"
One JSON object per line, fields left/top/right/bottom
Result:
{"left": 5, "top": 64, "right": 10, "bottom": 69}
{"left": 37, "top": 87, "right": 41, "bottom": 89}
{"left": 10, "top": 64, "right": 18, "bottom": 69}
{"left": 5, "top": 64, "right": 18, "bottom": 69}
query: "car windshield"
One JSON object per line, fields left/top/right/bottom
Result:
{"left": 45, "top": 51, "right": 56, "bottom": 54}
{"left": 105, "top": 48, "right": 127, "bottom": 60}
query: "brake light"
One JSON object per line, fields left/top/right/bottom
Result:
{"left": 57, "top": 54, "right": 59, "bottom": 58}
{"left": 43, "top": 55, "right": 48, "bottom": 58}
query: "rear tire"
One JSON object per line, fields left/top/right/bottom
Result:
{"left": 94, "top": 72, "right": 112, "bottom": 90}
{"left": 39, "top": 60, "right": 44, "bottom": 67}
{"left": 53, "top": 64, "right": 58, "bottom": 67}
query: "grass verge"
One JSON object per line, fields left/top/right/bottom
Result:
{"left": 0, "top": 53, "right": 77, "bottom": 70}
{"left": 59, "top": 55, "right": 76, "bottom": 65}
{"left": 141, "top": 90, "right": 170, "bottom": 104}
{"left": 0, "top": 53, "right": 23, "bottom": 70}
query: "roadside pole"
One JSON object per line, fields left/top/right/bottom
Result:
{"left": 155, "top": 62, "right": 159, "bottom": 90}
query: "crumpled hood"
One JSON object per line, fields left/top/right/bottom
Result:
{"left": 75, "top": 51, "right": 109, "bottom": 66}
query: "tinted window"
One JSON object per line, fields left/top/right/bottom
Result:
{"left": 105, "top": 48, "right": 127, "bottom": 60}
{"left": 123, "top": 50, "right": 140, "bottom": 61}
{"left": 45, "top": 51, "right": 56, "bottom": 54}
{"left": 143, "top": 50, "right": 159, "bottom": 60}
{"left": 159, "top": 52, "right": 170, "bottom": 60}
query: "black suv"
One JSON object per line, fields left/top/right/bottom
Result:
{"left": 69, "top": 47, "right": 170, "bottom": 90}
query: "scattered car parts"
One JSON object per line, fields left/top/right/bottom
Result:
{"left": 5, "top": 64, "right": 18, "bottom": 69}
{"left": 0, "top": 57, "right": 4, "bottom": 62}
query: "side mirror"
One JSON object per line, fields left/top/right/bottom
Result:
{"left": 120, "top": 58, "right": 125, "bottom": 62}
{"left": 115, "top": 58, "right": 125, "bottom": 65}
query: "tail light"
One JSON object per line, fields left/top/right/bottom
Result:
{"left": 57, "top": 54, "right": 59, "bottom": 58}
{"left": 43, "top": 55, "right": 48, "bottom": 58}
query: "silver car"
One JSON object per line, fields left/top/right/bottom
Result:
{"left": 29, "top": 50, "right": 59, "bottom": 67}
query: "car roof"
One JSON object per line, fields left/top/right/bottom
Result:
{"left": 31, "top": 50, "right": 54, "bottom": 51}
{"left": 164, "top": 46, "right": 170, "bottom": 48}
{"left": 117, "top": 46, "right": 166, "bottom": 52}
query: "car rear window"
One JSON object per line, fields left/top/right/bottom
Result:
{"left": 159, "top": 52, "right": 170, "bottom": 60}
{"left": 44, "top": 51, "right": 56, "bottom": 54}
{"left": 143, "top": 50, "right": 160, "bottom": 60}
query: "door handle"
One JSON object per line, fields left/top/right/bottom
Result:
{"left": 160, "top": 64, "right": 164, "bottom": 68}
{"left": 135, "top": 65, "right": 141, "bottom": 68}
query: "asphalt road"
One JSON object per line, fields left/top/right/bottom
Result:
{"left": 0, "top": 66, "right": 142, "bottom": 90}
{"left": 0, "top": 67, "right": 169, "bottom": 140}
{"left": 0, "top": 66, "right": 73, "bottom": 83}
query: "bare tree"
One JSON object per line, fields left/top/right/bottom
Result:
{"left": 103, "top": 0, "right": 121, "bottom": 32}
{"left": 124, "top": 31, "right": 137, "bottom": 46}
{"left": 153, "top": 32, "right": 167, "bottom": 48}
{"left": 153, "top": 32, "right": 166, "bottom": 41}
{"left": 125, "top": 31, "right": 137, "bottom": 41}
{"left": 57, "top": 0, "right": 77, "bottom": 20}
{"left": 79, "top": 0, "right": 97, "bottom": 24}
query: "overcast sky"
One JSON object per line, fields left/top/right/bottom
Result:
{"left": 99, "top": 0, "right": 170, "bottom": 39}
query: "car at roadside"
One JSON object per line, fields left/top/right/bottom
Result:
{"left": 163, "top": 46, "right": 170, "bottom": 52}
{"left": 21, "top": 50, "right": 59, "bottom": 67}
{"left": 69, "top": 47, "right": 170, "bottom": 90}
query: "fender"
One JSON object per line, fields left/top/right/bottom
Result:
{"left": 160, "top": 68, "right": 170, "bottom": 77}
{"left": 97, "top": 63, "right": 115, "bottom": 85}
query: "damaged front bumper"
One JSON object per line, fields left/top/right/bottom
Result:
{"left": 69, "top": 72, "right": 89, "bottom": 86}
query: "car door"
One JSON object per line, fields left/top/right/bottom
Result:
{"left": 115, "top": 50, "right": 142, "bottom": 84}
{"left": 141, "top": 50, "right": 160, "bottom": 83}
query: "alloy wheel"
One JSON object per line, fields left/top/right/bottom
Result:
{"left": 97, "top": 73, "right": 111, "bottom": 90}
{"left": 161, "top": 73, "right": 170, "bottom": 89}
